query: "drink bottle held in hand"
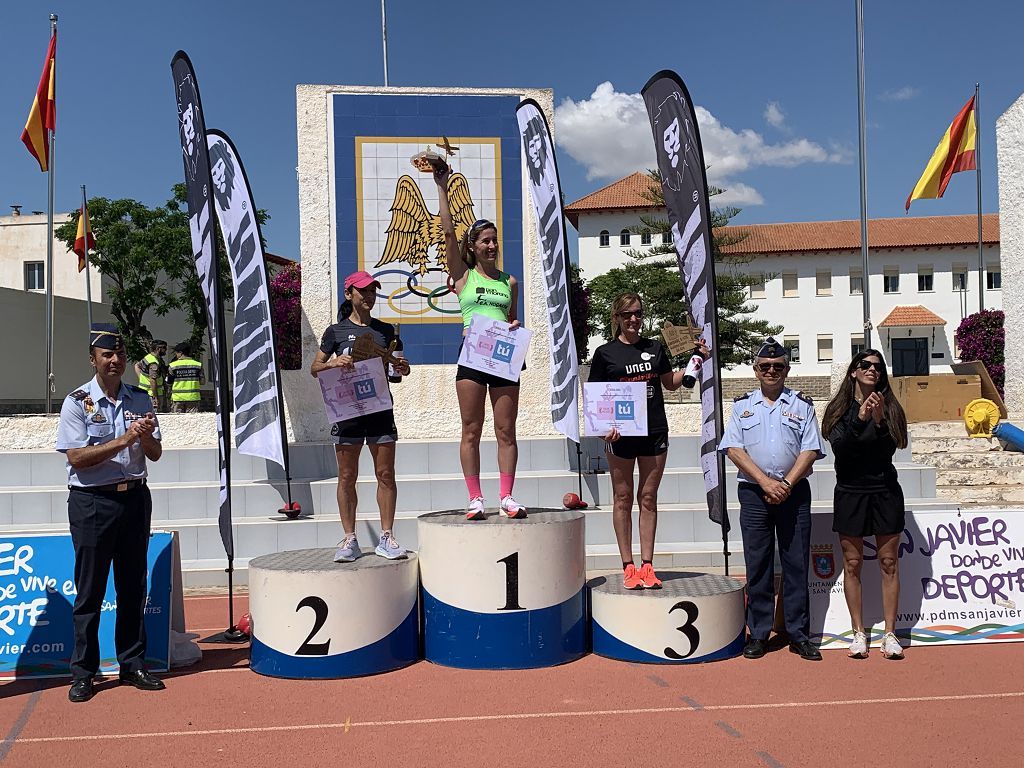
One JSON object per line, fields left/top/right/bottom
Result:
{"left": 682, "top": 349, "right": 704, "bottom": 389}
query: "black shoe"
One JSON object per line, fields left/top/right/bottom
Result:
{"left": 118, "top": 669, "right": 166, "bottom": 691}
{"left": 743, "top": 637, "right": 768, "bottom": 659}
{"left": 69, "top": 677, "right": 94, "bottom": 703}
{"left": 789, "top": 640, "right": 823, "bottom": 661}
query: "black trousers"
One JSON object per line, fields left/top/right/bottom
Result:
{"left": 67, "top": 485, "right": 152, "bottom": 680}
{"left": 738, "top": 479, "right": 812, "bottom": 644}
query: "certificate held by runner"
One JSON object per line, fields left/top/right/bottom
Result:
{"left": 457, "top": 315, "right": 532, "bottom": 383}
{"left": 583, "top": 381, "right": 648, "bottom": 437}
{"left": 318, "top": 358, "right": 393, "bottom": 423}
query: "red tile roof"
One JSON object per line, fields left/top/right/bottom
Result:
{"left": 878, "top": 305, "right": 947, "bottom": 327}
{"left": 564, "top": 172, "right": 661, "bottom": 227}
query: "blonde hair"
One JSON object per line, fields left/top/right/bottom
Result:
{"left": 610, "top": 292, "right": 643, "bottom": 339}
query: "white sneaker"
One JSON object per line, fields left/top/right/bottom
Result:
{"left": 881, "top": 632, "right": 905, "bottom": 659}
{"left": 465, "top": 496, "right": 486, "bottom": 521}
{"left": 848, "top": 630, "right": 868, "bottom": 659}
{"left": 500, "top": 495, "right": 527, "bottom": 519}
{"left": 375, "top": 531, "right": 407, "bottom": 560}
{"left": 333, "top": 534, "right": 361, "bottom": 563}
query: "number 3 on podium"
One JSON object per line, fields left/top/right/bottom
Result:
{"left": 664, "top": 600, "right": 700, "bottom": 659}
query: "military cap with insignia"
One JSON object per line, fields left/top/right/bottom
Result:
{"left": 754, "top": 336, "right": 789, "bottom": 360}
{"left": 89, "top": 323, "right": 124, "bottom": 350}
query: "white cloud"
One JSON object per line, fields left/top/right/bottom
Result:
{"left": 554, "top": 82, "right": 847, "bottom": 206}
{"left": 764, "top": 101, "right": 786, "bottom": 129}
{"left": 880, "top": 86, "right": 919, "bottom": 102}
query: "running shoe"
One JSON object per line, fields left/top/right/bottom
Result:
{"left": 880, "top": 632, "right": 905, "bottom": 660}
{"left": 466, "top": 496, "right": 486, "bottom": 521}
{"left": 638, "top": 562, "right": 662, "bottom": 589}
{"left": 848, "top": 630, "right": 869, "bottom": 659}
{"left": 375, "top": 531, "right": 408, "bottom": 560}
{"left": 500, "top": 495, "right": 528, "bottom": 519}
{"left": 333, "top": 534, "right": 361, "bottom": 563}
{"left": 623, "top": 563, "right": 644, "bottom": 590}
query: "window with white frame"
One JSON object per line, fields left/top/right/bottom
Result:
{"left": 849, "top": 269, "right": 863, "bottom": 295}
{"left": 851, "top": 334, "right": 865, "bottom": 358}
{"left": 661, "top": 231, "right": 671, "bottom": 244}
{"left": 749, "top": 277, "right": 766, "bottom": 300}
{"left": 987, "top": 266, "right": 1001, "bottom": 290}
{"left": 641, "top": 232, "right": 652, "bottom": 245}
{"left": 784, "top": 335, "right": 800, "bottom": 363}
{"left": 782, "top": 273, "right": 798, "bottom": 298}
{"left": 883, "top": 267, "right": 899, "bottom": 294}
{"left": 24, "top": 262, "right": 44, "bottom": 291}
{"left": 817, "top": 335, "right": 833, "bottom": 363}
{"left": 952, "top": 264, "right": 968, "bottom": 291}
{"left": 918, "top": 266, "right": 934, "bottom": 292}
{"left": 619, "top": 229, "right": 630, "bottom": 246}
{"left": 599, "top": 230, "right": 609, "bottom": 247}
{"left": 816, "top": 271, "right": 832, "bottom": 296}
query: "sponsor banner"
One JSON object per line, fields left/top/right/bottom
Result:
{"left": 810, "top": 509, "right": 1024, "bottom": 647}
{"left": 0, "top": 532, "right": 173, "bottom": 678}
{"left": 583, "top": 381, "right": 648, "bottom": 437}
{"left": 515, "top": 100, "right": 580, "bottom": 442}
{"left": 641, "top": 71, "right": 728, "bottom": 529}
{"left": 206, "top": 130, "right": 287, "bottom": 469}
{"left": 172, "top": 52, "right": 234, "bottom": 557}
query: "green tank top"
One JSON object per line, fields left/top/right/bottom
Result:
{"left": 458, "top": 269, "right": 512, "bottom": 328}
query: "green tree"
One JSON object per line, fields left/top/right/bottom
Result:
{"left": 586, "top": 170, "right": 781, "bottom": 367}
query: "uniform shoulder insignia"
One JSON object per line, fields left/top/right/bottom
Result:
{"left": 69, "top": 389, "right": 89, "bottom": 401}
{"left": 795, "top": 390, "right": 814, "bottom": 405}
{"left": 733, "top": 391, "right": 753, "bottom": 402}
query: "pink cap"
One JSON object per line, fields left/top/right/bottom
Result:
{"left": 344, "top": 271, "right": 381, "bottom": 291}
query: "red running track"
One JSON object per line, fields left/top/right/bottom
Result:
{"left": 1, "top": 593, "right": 1022, "bottom": 768}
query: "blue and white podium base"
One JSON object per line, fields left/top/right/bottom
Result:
{"left": 590, "top": 571, "right": 745, "bottom": 663}
{"left": 418, "top": 508, "right": 586, "bottom": 669}
{"left": 249, "top": 549, "right": 419, "bottom": 679}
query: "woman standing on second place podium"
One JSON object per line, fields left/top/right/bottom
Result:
{"left": 588, "top": 293, "right": 691, "bottom": 590}
{"left": 434, "top": 162, "right": 527, "bottom": 521}
{"left": 821, "top": 349, "right": 908, "bottom": 660}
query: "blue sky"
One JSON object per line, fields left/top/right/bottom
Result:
{"left": 3, "top": 1, "right": 1021, "bottom": 262}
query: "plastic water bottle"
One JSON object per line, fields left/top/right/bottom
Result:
{"left": 681, "top": 351, "right": 704, "bottom": 389}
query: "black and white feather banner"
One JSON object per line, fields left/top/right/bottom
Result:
{"left": 515, "top": 99, "right": 580, "bottom": 442}
{"left": 642, "top": 71, "right": 728, "bottom": 530}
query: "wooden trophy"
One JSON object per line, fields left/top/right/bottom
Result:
{"left": 660, "top": 320, "right": 702, "bottom": 357}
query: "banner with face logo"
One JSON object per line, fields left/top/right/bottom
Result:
{"left": 515, "top": 100, "right": 580, "bottom": 442}
{"left": 206, "top": 130, "right": 287, "bottom": 470}
{"left": 171, "top": 52, "right": 234, "bottom": 558}
{"left": 641, "top": 71, "right": 727, "bottom": 529}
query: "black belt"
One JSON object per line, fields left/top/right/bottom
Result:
{"left": 70, "top": 479, "right": 146, "bottom": 493}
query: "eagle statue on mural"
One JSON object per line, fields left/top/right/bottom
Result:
{"left": 375, "top": 173, "right": 477, "bottom": 276}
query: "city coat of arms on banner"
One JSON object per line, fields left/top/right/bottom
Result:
{"left": 812, "top": 543, "right": 836, "bottom": 579}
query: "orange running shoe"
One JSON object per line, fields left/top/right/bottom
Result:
{"left": 623, "top": 563, "right": 644, "bottom": 590}
{"left": 639, "top": 562, "right": 662, "bottom": 589}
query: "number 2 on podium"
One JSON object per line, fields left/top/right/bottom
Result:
{"left": 295, "top": 596, "right": 331, "bottom": 656}
{"left": 496, "top": 552, "right": 523, "bottom": 611}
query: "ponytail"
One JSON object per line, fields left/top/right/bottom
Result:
{"left": 338, "top": 299, "right": 353, "bottom": 323}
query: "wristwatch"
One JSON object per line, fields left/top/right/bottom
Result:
{"left": 780, "top": 478, "right": 792, "bottom": 489}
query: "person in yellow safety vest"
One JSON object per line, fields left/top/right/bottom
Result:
{"left": 134, "top": 339, "right": 167, "bottom": 412}
{"left": 167, "top": 343, "right": 206, "bottom": 413}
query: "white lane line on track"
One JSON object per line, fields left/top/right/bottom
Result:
{"left": 11, "top": 691, "right": 1024, "bottom": 744}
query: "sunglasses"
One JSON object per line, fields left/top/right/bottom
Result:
{"left": 470, "top": 219, "right": 493, "bottom": 231}
{"left": 617, "top": 310, "right": 644, "bottom": 319}
{"left": 857, "top": 360, "right": 885, "bottom": 372}
{"left": 756, "top": 362, "right": 787, "bottom": 373}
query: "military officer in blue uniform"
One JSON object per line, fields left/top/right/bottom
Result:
{"left": 719, "top": 337, "right": 825, "bottom": 661}
{"left": 56, "top": 324, "right": 166, "bottom": 702}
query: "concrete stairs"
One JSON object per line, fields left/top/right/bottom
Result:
{"left": 1, "top": 436, "right": 945, "bottom": 586}
{"left": 910, "top": 421, "right": 1024, "bottom": 506}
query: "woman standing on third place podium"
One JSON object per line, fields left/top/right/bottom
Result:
{"left": 311, "top": 271, "right": 412, "bottom": 563}
{"left": 821, "top": 349, "right": 908, "bottom": 660}
{"left": 588, "top": 293, "right": 690, "bottom": 589}
{"left": 434, "top": 162, "right": 527, "bottom": 521}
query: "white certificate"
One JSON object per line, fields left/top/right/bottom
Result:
{"left": 583, "top": 381, "right": 648, "bottom": 437}
{"left": 318, "top": 357, "right": 393, "bottom": 423}
{"left": 457, "top": 315, "right": 532, "bottom": 383}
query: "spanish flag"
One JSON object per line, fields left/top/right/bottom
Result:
{"left": 73, "top": 203, "right": 95, "bottom": 272}
{"left": 21, "top": 32, "right": 56, "bottom": 172}
{"left": 905, "top": 95, "right": 976, "bottom": 212}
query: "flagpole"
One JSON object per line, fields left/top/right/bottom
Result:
{"left": 45, "top": 13, "right": 58, "bottom": 413}
{"left": 381, "top": 0, "right": 389, "bottom": 86}
{"left": 854, "top": 0, "right": 872, "bottom": 349}
{"left": 81, "top": 185, "right": 94, "bottom": 330}
{"left": 974, "top": 83, "right": 985, "bottom": 312}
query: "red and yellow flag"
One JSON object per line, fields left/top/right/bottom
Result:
{"left": 73, "top": 203, "right": 95, "bottom": 272}
{"left": 905, "top": 95, "right": 976, "bottom": 211}
{"left": 21, "top": 32, "right": 57, "bottom": 172}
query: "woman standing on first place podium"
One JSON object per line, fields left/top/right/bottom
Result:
{"left": 821, "top": 349, "right": 908, "bottom": 660}
{"left": 588, "top": 293, "right": 692, "bottom": 589}
{"left": 433, "top": 162, "right": 527, "bottom": 521}
{"left": 311, "top": 271, "right": 412, "bottom": 563}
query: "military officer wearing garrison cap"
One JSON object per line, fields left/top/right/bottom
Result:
{"left": 56, "top": 323, "right": 166, "bottom": 703}
{"left": 718, "top": 337, "right": 825, "bottom": 661}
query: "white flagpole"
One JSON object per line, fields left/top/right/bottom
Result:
{"left": 81, "top": 185, "right": 94, "bottom": 330}
{"left": 44, "top": 13, "right": 58, "bottom": 413}
{"left": 974, "top": 83, "right": 985, "bottom": 312}
{"left": 854, "top": 0, "right": 873, "bottom": 349}
{"left": 381, "top": 0, "right": 389, "bottom": 86}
